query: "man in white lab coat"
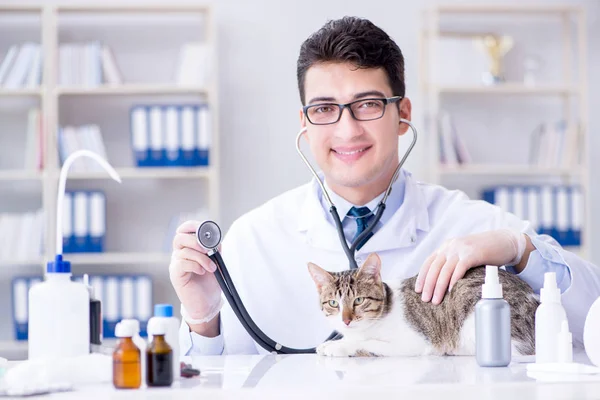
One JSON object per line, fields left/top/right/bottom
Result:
{"left": 171, "top": 17, "right": 600, "bottom": 355}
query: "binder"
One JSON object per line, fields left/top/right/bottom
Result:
{"left": 571, "top": 186, "right": 583, "bottom": 246}
{"left": 135, "top": 275, "right": 153, "bottom": 337}
{"left": 149, "top": 106, "right": 165, "bottom": 166}
{"left": 165, "top": 106, "right": 180, "bottom": 166}
{"left": 103, "top": 276, "right": 120, "bottom": 339}
{"left": 556, "top": 186, "right": 569, "bottom": 245}
{"left": 12, "top": 278, "right": 28, "bottom": 340}
{"left": 512, "top": 186, "right": 525, "bottom": 220}
{"left": 131, "top": 106, "right": 151, "bottom": 167}
{"left": 89, "top": 191, "right": 105, "bottom": 252}
{"left": 526, "top": 186, "right": 541, "bottom": 231}
{"left": 196, "top": 104, "right": 210, "bottom": 166}
{"left": 181, "top": 105, "right": 196, "bottom": 166}
{"left": 62, "top": 192, "right": 74, "bottom": 253}
{"left": 73, "top": 191, "right": 88, "bottom": 253}
{"left": 120, "top": 276, "right": 136, "bottom": 320}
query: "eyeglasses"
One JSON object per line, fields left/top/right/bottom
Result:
{"left": 302, "top": 96, "right": 402, "bottom": 125}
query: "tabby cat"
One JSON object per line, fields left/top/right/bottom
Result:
{"left": 308, "top": 253, "right": 538, "bottom": 357}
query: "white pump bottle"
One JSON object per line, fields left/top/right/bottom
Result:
{"left": 535, "top": 272, "right": 567, "bottom": 363}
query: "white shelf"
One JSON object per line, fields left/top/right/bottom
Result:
{"left": 56, "top": 85, "right": 209, "bottom": 96}
{"left": 67, "top": 252, "right": 171, "bottom": 265}
{"left": 0, "top": 88, "right": 42, "bottom": 97}
{"left": 438, "top": 165, "right": 584, "bottom": 177}
{"left": 57, "top": 4, "right": 210, "bottom": 13}
{"left": 67, "top": 167, "right": 212, "bottom": 180}
{"left": 435, "top": 4, "right": 581, "bottom": 14}
{"left": 434, "top": 84, "right": 578, "bottom": 96}
{"left": 0, "top": 170, "right": 43, "bottom": 181}
{"left": 0, "top": 258, "right": 44, "bottom": 266}
{"left": 0, "top": 340, "right": 28, "bottom": 360}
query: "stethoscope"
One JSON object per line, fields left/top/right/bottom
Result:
{"left": 196, "top": 119, "right": 418, "bottom": 354}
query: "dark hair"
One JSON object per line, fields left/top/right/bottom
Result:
{"left": 297, "top": 16, "right": 405, "bottom": 105}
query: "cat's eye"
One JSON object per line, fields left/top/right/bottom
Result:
{"left": 354, "top": 297, "right": 364, "bottom": 305}
{"left": 328, "top": 300, "right": 339, "bottom": 308}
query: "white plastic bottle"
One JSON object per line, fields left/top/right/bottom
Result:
{"left": 584, "top": 296, "right": 600, "bottom": 367}
{"left": 557, "top": 319, "right": 573, "bottom": 363}
{"left": 28, "top": 255, "right": 90, "bottom": 360}
{"left": 120, "top": 319, "right": 147, "bottom": 380}
{"left": 535, "top": 272, "right": 567, "bottom": 363}
{"left": 147, "top": 304, "right": 180, "bottom": 381}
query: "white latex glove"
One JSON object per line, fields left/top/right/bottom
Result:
{"left": 169, "top": 220, "right": 222, "bottom": 326}
{"left": 415, "top": 228, "right": 527, "bottom": 305}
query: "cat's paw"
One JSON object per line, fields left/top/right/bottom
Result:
{"left": 317, "top": 340, "right": 360, "bottom": 357}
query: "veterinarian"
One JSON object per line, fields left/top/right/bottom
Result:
{"left": 170, "top": 16, "right": 600, "bottom": 355}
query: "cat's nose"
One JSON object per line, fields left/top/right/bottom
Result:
{"left": 343, "top": 319, "right": 351, "bottom": 326}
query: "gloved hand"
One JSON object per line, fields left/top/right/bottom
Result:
{"left": 414, "top": 228, "right": 527, "bottom": 305}
{"left": 169, "top": 220, "right": 222, "bottom": 333}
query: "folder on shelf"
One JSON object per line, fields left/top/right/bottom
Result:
{"left": 0, "top": 45, "right": 18, "bottom": 86}
{"left": 120, "top": 276, "right": 136, "bottom": 320}
{"left": 72, "top": 191, "right": 88, "bottom": 253}
{"left": 149, "top": 106, "right": 166, "bottom": 167}
{"left": 481, "top": 184, "right": 582, "bottom": 247}
{"left": 89, "top": 192, "right": 106, "bottom": 253}
{"left": 180, "top": 105, "right": 196, "bottom": 166}
{"left": 135, "top": 275, "right": 153, "bottom": 337}
{"left": 164, "top": 106, "right": 180, "bottom": 167}
{"left": 62, "top": 192, "right": 74, "bottom": 253}
{"left": 12, "top": 278, "right": 29, "bottom": 341}
{"left": 196, "top": 104, "right": 211, "bottom": 166}
{"left": 103, "top": 276, "right": 120, "bottom": 339}
{"left": 130, "top": 106, "right": 151, "bottom": 167}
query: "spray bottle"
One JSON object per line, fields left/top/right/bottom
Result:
{"left": 28, "top": 150, "right": 121, "bottom": 360}
{"left": 535, "top": 272, "right": 567, "bottom": 363}
{"left": 475, "top": 265, "right": 511, "bottom": 367}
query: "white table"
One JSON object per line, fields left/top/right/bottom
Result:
{"left": 5, "top": 351, "right": 600, "bottom": 399}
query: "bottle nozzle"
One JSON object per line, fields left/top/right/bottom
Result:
{"left": 482, "top": 265, "right": 503, "bottom": 299}
{"left": 541, "top": 272, "right": 561, "bottom": 303}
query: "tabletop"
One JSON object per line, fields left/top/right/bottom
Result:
{"left": 3, "top": 351, "right": 600, "bottom": 399}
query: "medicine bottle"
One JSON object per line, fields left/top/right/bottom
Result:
{"left": 113, "top": 322, "right": 141, "bottom": 389}
{"left": 147, "top": 320, "right": 173, "bottom": 387}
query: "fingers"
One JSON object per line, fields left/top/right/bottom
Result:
{"left": 172, "top": 247, "right": 217, "bottom": 274}
{"left": 173, "top": 230, "right": 206, "bottom": 253}
{"left": 449, "top": 260, "right": 470, "bottom": 292}
{"left": 176, "top": 220, "right": 204, "bottom": 234}
{"left": 431, "top": 255, "right": 459, "bottom": 305}
{"left": 420, "top": 254, "right": 447, "bottom": 303}
{"left": 415, "top": 252, "right": 436, "bottom": 293}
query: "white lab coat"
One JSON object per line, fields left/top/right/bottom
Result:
{"left": 180, "top": 170, "right": 600, "bottom": 355}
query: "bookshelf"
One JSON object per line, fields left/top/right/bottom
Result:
{"left": 420, "top": 5, "right": 590, "bottom": 258}
{"left": 0, "top": 4, "right": 219, "bottom": 346}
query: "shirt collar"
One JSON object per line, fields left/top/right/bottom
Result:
{"left": 321, "top": 172, "right": 406, "bottom": 226}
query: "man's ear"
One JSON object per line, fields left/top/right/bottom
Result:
{"left": 308, "top": 262, "right": 334, "bottom": 291}
{"left": 398, "top": 97, "right": 412, "bottom": 136}
{"left": 357, "top": 253, "right": 382, "bottom": 282}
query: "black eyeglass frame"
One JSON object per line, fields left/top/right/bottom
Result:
{"left": 302, "top": 96, "right": 403, "bottom": 125}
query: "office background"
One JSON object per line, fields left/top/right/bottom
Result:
{"left": 0, "top": 0, "right": 597, "bottom": 350}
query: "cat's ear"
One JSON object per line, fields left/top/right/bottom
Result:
{"left": 358, "top": 253, "right": 382, "bottom": 281}
{"left": 307, "top": 262, "right": 334, "bottom": 290}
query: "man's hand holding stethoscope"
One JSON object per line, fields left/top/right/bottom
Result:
{"left": 414, "top": 228, "right": 532, "bottom": 305}
{"left": 169, "top": 220, "right": 223, "bottom": 335}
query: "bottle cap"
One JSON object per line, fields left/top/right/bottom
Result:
{"left": 46, "top": 254, "right": 71, "bottom": 274}
{"left": 115, "top": 322, "right": 136, "bottom": 338}
{"left": 482, "top": 265, "right": 503, "bottom": 299}
{"left": 120, "top": 319, "right": 141, "bottom": 335}
{"left": 154, "top": 304, "right": 174, "bottom": 318}
{"left": 558, "top": 319, "right": 573, "bottom": 363}
{"left": 540, "top": 272, "right": 561, "bottom": 303}
{"left": 148, "top": 319, "right": 167, "bottom": 336}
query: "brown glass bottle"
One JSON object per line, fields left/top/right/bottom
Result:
{"left": 146, "top": 334, "right": 173, "bottom": 387}
{"left": 113, "top": 336, "right": 141, "bottom": 389}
